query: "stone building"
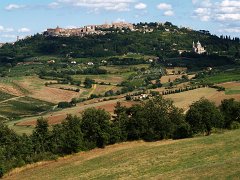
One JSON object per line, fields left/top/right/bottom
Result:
{"left": 192, "top": 41, "right": 206, "bottom": 54}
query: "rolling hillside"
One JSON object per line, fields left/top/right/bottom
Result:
{"left": 4, "top": 129, "right": 240, "bottom": 180}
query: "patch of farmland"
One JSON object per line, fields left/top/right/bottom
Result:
{"left": 201, "top": 70, "right": 240, "bottom": 84}
{"left": 160, "top": 74, "right": 195, "bottom": 84}
{"left": 0, "top": 97, "right": 54, "bottom": 120}
{"left": 95, "top": 101, "right": 138, "bottom": 114}
{"left": 15, "top": 76, "right": 80, "bottom": 103}
{"left": 165, "top": 87, "right": 240, "bottom": 111}
{"left": 218, "top": 82, "right": 240, "bottom": 95}
{"left": 0, "top": 83, "right": 24, "bottom": 96}
{"left": 161, "top": 74, "right": 184, "bottom": 83}
{"left": 14, "top": 98, "right": 126, "bottom": 127}
{"left": 72, "top": 74, "right": 125, "bottom": 84}
{"left": 91, "top": 85, "right": 122, "bottom": 95}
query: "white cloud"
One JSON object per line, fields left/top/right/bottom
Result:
{"left": 157, "top": 3, "right": 174, "bottom": 17}
{"left": 115, "top": 18, "right": 126, "bottom": 22}
{"left": 134, "top": 3, "right": 147, "bottom": 10}
{"left": 1, "top": 34, "right": 16, "bottom": 39}
{"left": 193, "top": 0, "right": 240, "bottom": 22}
{"left": 216, "top": 14, "right": 240, "bottom": 21}
{"left": 18, "top": 28, "right": 31, "bottom": 33}
{"left": 0, "top": 26, "right": 14, "bottom": 33}
{"left": 220, "top": 0, "right": 240, "bottom": 7}
{"left": 157, "top": 3, "right": 172, "bottom": 10}
{"left": 57, "top": 0, "right": 135, "bottom": 11}
{"left": 194, "top": 7, "right": 211, "bottom": 21}
{"left": 48, "top": 2, "right": 60, "bottom": 9}
{"left": 192, "top": 0, "right": 198, "bottom": 4}
{"left": 164, "top": 10, "right": 174, "bottom": 17}
{"left": 5, "top": 4, "right": 26, "bottom": 11}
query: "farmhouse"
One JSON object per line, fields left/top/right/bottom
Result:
{"left": 47, "top": 60, "right": 55, "bottom": 64}
{"left": 87, "top": 62, "right": 94, "bottom": 66}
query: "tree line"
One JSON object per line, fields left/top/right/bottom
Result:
{"left": 0, "top": 97, "right": 240, "bottom": 177}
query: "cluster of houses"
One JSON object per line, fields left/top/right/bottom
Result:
{"left": 44, "top": 22, "right": 134, "bottom": 37}
{"left": 131, "top": 93, "right": 151, "bottom": 101}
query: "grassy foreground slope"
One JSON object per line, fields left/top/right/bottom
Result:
{"left": 5, "top": 130, "right": 240, "bottom": 180}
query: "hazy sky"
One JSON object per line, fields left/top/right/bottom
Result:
{"left": 0, "top": 0, "right": 239, "bottom": 42}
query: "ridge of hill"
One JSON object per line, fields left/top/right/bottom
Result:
{"left": 4, "top": 129, "right": 240, "bottom": 180}
{"left": 0, "top": 22, "right": 239, "bottom": 66}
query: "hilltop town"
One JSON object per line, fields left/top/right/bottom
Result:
{"left": 44, "top": 21, "right": 134, "bottom": 37}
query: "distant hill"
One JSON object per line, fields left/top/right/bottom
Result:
{"left": 0, "top": 21, "right": 239, "bottom": 66}
{"left": 4, "top": 129, "right": 240, "bottom": 179}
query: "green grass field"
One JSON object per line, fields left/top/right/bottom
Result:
{"left": 225, "top": 85, "right": 240, "bottom": 95}
{"left": 225, "top": 90, "right": 240, "bottom": 95}
{"left": 202, "top": 70, "right": 240, "bottom": 84}
{"left": 0, "top": 97, "right": 54, "bottom": 120}
{"left": 4, "top": 129, "right": 240, "bottom": 180}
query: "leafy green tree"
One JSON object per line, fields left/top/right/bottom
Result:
{"left": 173, "top": 122, "right": 192, "bottom": 139}
{"left": 81, "top": 108, "right": 111, "bottom": 148}
{"left": 141, "top": 96, "right": 182, "bottom": 140}
{"left": 51, "top": 115, "right": 84, "bottom": 154}
{"left": 219, "top": 98, "right": 240, "bottom": 128}
{"left": 186, "top": 98, "right": 224, "bottom": 135}
{"left": 126, "top": 104, "right": 147, "bottom": 140}
{"left": 31, "top": 118, "right": 50, "bottom": 153}
{"left": 84, "top": 78, "right": 95, "bottom": 89}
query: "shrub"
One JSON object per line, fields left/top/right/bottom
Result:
{"left": 230, "top": 121, "right": 240, "bottom": 130}
{"left": 57, "top": 102, "right": 72, "bottom": 108}
{"left": 173, "top": 123, "right": 192, "bottom": 139}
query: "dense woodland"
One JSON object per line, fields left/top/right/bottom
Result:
{"left": 0, "top": 97, "right": 240, "bottom": 177}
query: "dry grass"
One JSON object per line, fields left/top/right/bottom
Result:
{"left": 160, "top": 74, "right": 195, "bottom": 84}
{"left": 165, "top": 87, "right": 240, "bottom": 111}
{"left": 15, "top": 76, "right": 80, "bottom": 103}
{"left": 14, "top": 98, "right": 126, "bottom": 126}
{"left": 14, "top": 87, "right": 240, "bottom": 127}
{"left": 72, "top": 74, "right": 124, "bottom": 84}
{"left": 161, "top": 75, "right": 182, "bottom": 83}
{"left": 4, "top": 129, "right": 240, "bottom": 180}
{"left": 0, "top": 83, "right": 24, "bottom": 96}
